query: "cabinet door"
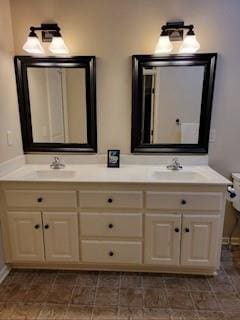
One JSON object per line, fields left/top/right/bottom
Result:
{"left": 43, "top": 212, "right": 79, "bottom": 262}
{"left": 144, "top": 213, "right": 181, "bottom": 265}
{"left": 181, "top": 214, "right": 220, "bottom": 267}
{"left": 7, "top": 211, "right": 44, "bottom": 262}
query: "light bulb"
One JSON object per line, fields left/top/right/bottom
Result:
{"left": 22, "top": 35, "right": 45, "bottom": 55}
{"left": 49, "top": 36, "right": 69, "bottom": 55}
{"left": 179, "top": 35, "right": 200, "bottom": 53}
{"left": 155, "top": 35, "right": 173, "bottom": 54}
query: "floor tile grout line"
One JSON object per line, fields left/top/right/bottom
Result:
{"left": 140, "top": 273, "right": 144, "bottom": 312}
{"left": 206, "top": 275, "right": 225, "bottom": 313}
{"left": 162, "top": 277, "right": 171, "bottom": 312}
{"left": 64, "top": 276, "right": 78, "bottom": 320}
{"left": 90, "top": 271, "right": 99, "bottom": 320}
{"left": 117, "top": 272, "right": 122, "bottom": 320}
{"left": 37, "top": 270, "right": 59, "bottom": 320}
{"left": 188, "top": 291, "right": 202, "bottom": 320}
{"left": 146, "top": 275, "right": 172, "bottom": 319}
{"left": 221, "top": 259, "right": 240, "bottom": 294}
{"left": 228, "top": 275, "right": 239, "bottom": 293}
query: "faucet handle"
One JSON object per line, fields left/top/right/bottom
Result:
{"left": 166, "top": 157, "right": 183, "bottom": 170}
{"left": 50, "top": 156, "right": 65, "bottom": 169}
{"left": 172, "top": 157, "right": 180, "bottom": 164}
{"left": 53, "top": 156, "right": 60, "bottom": 163}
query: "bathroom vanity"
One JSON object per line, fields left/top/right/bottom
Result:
{"left": 6, "top": 52, "right": 227, "bottom": 275}
{"left": 0, "top": 164, "right": 229, "bottom": 275}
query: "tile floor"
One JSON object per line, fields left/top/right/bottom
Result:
{"left": 0, "top": 245, "right": 239, "bottom": 319}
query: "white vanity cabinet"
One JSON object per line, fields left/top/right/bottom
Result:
{"left": 144, "top": 213, "right": 181, "bottom": 265}
{"left": 7, "top": 211, "right": 79, "bottom": 263}
{"left": 144, "top": 213, "right": 220, "bottom": 268}
{"left": 4, "top": 189, "right": 79, "bottom": 263}
{"left": 0, "top": 182, "right": 226, "bottom": 275}
{"left": 7, "top": 211, "right": 45, "bottom": 262}
{"left": 180, "top": 214, "right": 220, "bottom": 267}
{"left": 144, "top": 191, "right": 223, "bottom": 269}
{"left": 42, "top": 212, "right": 79, "bottom": 262}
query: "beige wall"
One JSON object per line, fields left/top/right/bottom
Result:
{"left": 8, "top": 0, "right": 240, "bottom": 237}
{"left": 0, "top": 0, "right": 23, "bottom": 163}
{"left": 0, "top": 0, "right": 23, "bottom": 272}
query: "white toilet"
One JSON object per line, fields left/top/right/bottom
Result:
{"left": 232, "top": 173, "right": 240, "bottom": 211}
{"left": 229, "top": 173, "right": 240, "bottom": 246}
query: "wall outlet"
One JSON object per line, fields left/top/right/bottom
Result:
{"left": 209, "top": 129, "right": 216, "bottom": 142}
{"left": 6, "top": 130, "right": 13, "bottom": 146}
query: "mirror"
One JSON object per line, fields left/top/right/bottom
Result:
{"left": 28, "top": 67, "right": 87, "bottom": 144}
{"left": 141, "top": 66, "right": 204, "bottom": 144}
{"left": 14, "top": 56, "right": 97, "bottom": 153}
{"left": 131, "top": 54, "right": 217, "bottom": 153}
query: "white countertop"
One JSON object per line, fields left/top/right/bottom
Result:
{"left": 0, "top": 164, "right": 230, "bottom": 185}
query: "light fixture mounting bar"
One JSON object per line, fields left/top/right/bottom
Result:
{"left": 162, "top": 21, "right": 195, "bottom": 41}
{"left": 29, "top": 24, "right": 61, "bottom": 42}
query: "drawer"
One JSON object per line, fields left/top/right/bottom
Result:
{"left": 146, "top": 192, "right": 223, "bottom": 211}
{"left": 80, "top": 212, "right": 142, "bottom": 238}
{"left": 79, "top": 191, "right": 143, "bottom": 209}
{"left": 5, "top": 190, "right": 77, "bottom": 208}
{"left": 81, "top": 240, "right": 142, "bottom": 264}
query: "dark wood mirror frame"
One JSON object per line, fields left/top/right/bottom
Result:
{"left": 131, "top": 53, "right": 217, "bottom": 154}
{"left": 14, "top": 56, "right": 97, "bottom": 153}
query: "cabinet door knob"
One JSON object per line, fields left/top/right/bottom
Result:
{"left": 109, "top": 251, "right": 114, "bottom": 256}
{"left": 185, "top": 228, "right": 190, "bottom": 233}
{"left": 34, "top": 224, "right": 40, "bottom": 229}
{"left": 108, "top": 223, "right": 114, "bottom": 229}
{"left": 44, "top": 224, "right": 49, "bottom": 229}
{"left": 181, "top": 199, "right": 186, "bottom": 205}
{"left": 108, "top": 198, "right": 113, "bottom": 203}
{"left": 174, "top": 227, "right": 179, "bottom": 233}
{"left": 37, "top": 197, "right": 43, "bottom": 203}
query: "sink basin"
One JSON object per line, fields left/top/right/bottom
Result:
{"left": 24, "top": 170, "right": 76, "bottom": 180}
{"left": 152, "top": 170, "right": 207, "bottom": 181}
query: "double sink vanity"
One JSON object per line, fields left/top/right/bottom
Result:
{"left": 0, "top": 161, "right": 229, "bottom": 275}
{"left": 2, "top": 52, "right": 230, "bottom": 276}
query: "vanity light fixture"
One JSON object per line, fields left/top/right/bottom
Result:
{"left": 22, "top": 27, "right": 45, "bottom": 55}
{"left": 155, "top": 27, "right": 173, "bottom": 54}
{"left": 22, "top": 24, "right": 69, "bottom": 56}
{"left": 179, "top": 26, "right": 200, "bottom": 54}
{"left": 48, "top": 29, "right": 69, "bottom": 54}
{"left": 155, "top": 21, "right": 200, "bottom": 54}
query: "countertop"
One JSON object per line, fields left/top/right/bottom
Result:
{"left": 0, "top": 164, "right": 230, "bottom": 185}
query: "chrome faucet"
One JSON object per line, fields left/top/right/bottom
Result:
{"left": 50, "top": 157, "right": 65, "bottom": 169}
{"left": 166, "top": 157, "right": 183, "bottom": 171}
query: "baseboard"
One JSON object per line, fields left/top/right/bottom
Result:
{"left": 0, "top": 265, "right": 10, "bottom": 284}
{"left": 222, "top": 236, "right": 240, "bottom": 245}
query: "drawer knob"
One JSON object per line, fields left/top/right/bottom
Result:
{"left": 185, "top": 228, "right": 190, "bottom": 233}
{"left": 37, "top": 197, "right": 43, "bottom": 203}
{"left": 34, "top": 224, "right": 40, "bottom": 229}
{"left": 108, "top": 223, "right": 114, "bottom": 229}
{"left": 109, "top": 251, "right": 114, "bottom": 256}
{"left": 44, "top": 224, "right": 49, "bottom": 229}
{"left": 181, "top": 199, "right": 186, "bottom": 205}
{"left": 174, "top": 227, "right": 179, "bottom": 233}
{"left": 108, "top": 198, "right": 113, "bottom": 203}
